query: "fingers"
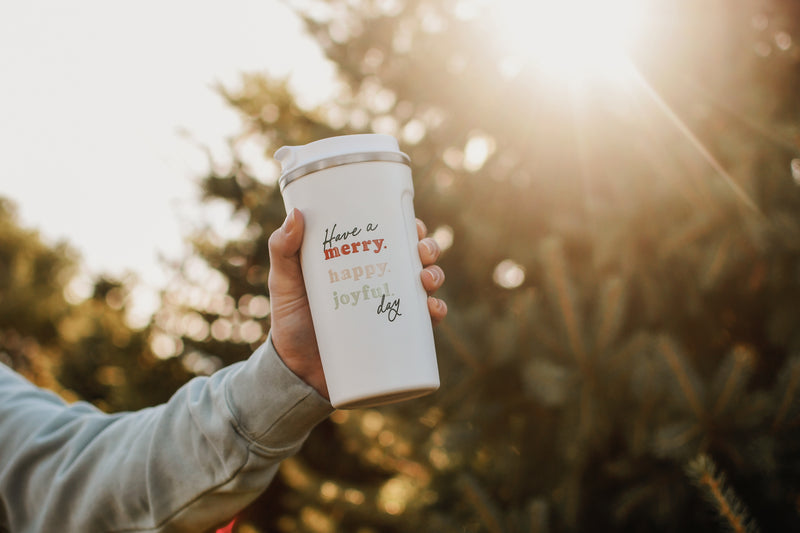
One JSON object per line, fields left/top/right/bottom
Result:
{"left": 421, "top": 265, "right": 446, "bottom": 325}
{"left": 416, "top": 218, "right": 427, "bottom": 240}
{"left": 421, "top": 263, "right": 446, "bottom": 326}
{"left": 272, "top": 208, "right": 304, "bottom": 255}
{"left": 267, "top": 209, "right": 306, "bottom": 293}
{"left": 417, "top": 219, "right": 447, "bottom": 325}
{"left": 418, "top": 237, "right": 441, "bottom": 266}
{"left": 427, "top": 296, "right": 447, "bottom": 326}
{"left": 421, "top": 265, "right": 445, "bottom": 294}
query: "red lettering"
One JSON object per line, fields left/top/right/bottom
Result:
{"left": 341, "top": 244, "right": 351, "bottom": 255}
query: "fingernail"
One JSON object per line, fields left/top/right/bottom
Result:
{"left": 427, "top": 268, "right": 441, "bottom": 285}
{"left": 429, "top": 297, "right": 447, "bottom": 313}
{"left": 422, "top": 239, "right": 435, "bottom": 255}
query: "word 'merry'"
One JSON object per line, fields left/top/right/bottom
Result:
{"left": 322, "top": 223, "right": 385, "bottom": 260}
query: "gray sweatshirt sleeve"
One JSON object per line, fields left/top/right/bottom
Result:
{"left": 0, "top": 336, "right": 333, "bottom": 533}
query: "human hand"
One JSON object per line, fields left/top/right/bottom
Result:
{"left": 267, "top": 208, "right": 447, "bottom": 399}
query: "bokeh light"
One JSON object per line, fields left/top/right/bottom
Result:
{"left": 493, "top": 259, "right": 526, "bottom": 289}
{"left": 463, "top": 132, "right": 495, "bottom": 172}
{"left": 431, "top": 225, "right": 454, "bottom": 252}
{"left": 150, "top": 332, "right": 182, "bottom": 359}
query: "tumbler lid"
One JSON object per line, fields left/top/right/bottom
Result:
{"left": 275, "top": 134, "right": 410, "bottom": 191}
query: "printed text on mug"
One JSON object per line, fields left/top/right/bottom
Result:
{"left": 321, "top": 222, "right": 402, "bottom": 323}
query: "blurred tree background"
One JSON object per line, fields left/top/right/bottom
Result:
{"left": 3, "top": 0, "right": 800, "bottom": 531}
{"left": 0, "top": 199, "right": 190, "bottom": 410}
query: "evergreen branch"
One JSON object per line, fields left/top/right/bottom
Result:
{"left": 593, "top": 277, "right": 626, "bottom": 356}
{"left": 659, "top": 215, "right": 719, "bottom": 259}
{"left": 772, "top": 356, "right": 800, "bottom": 431}
{"left": 540, "top": 238, "right": 587, "bottom": 368}
{"left": 459, "top": 473, "right": 507, "bottom": 533}
{"left": 527, "top": 498, "right": 550, "bottom": 533}
{"left": 711, "top": 345, "right": 754, "bottom": 416}
{"left": 656, "top": 336, "right": 705, "bottom": 419}
{"left": 526, "top": 288, "right": 569, "bottom": 357}
{"left": 577, "top": 384, "right": 601, "bottom": 444}
{"left": 439, "top": 321, "right": 483, "bottom": 372}
{"left": 523, "top": 357, "right": 571, "bottom": 406}
{"left": 437, "top": 371, "right": 483, "bottom": 412}
{"left": 608, "top": 332, "right": 651, "bottom": 379}
{"left": 654, "top": 422, "right": 702, "bottom": 458}
{"left": 631, "top": 396, "right": 655, "bottom": 456}
{"left": 530, "top": 321, "right": 570, "bottom": 358}
{"left": 686, "top": 454, "right": 760, "bottom": 533}
{"left": 701, "top": 234, "right": 734, "bottom": 289}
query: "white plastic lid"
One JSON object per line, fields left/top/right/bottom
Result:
{"left": 275, "top": 134, "right": 409, "bottom": 190}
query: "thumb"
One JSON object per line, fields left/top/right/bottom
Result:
{"left": 268, "top": 209, "right": 305, "bottom": 292}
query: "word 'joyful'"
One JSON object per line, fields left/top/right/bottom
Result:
{"left": 333, "top": 282, "right": 391, "bottom": 310}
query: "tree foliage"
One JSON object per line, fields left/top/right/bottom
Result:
{"left": 6, "top": 0, "right": 800, "bottom": 531}
{"left": 149, "top": 0, "right": 800, "bottom": 530}
{"left": 0, "top": 198, "right": 190, "bottom": 411}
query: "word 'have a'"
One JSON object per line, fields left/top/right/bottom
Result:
{"left": 322, "top": 223, "right": 385, "bottom": 260}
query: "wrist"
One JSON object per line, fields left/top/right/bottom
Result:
{"left": 270, "top": 331, "right": 329, "bottom": 400}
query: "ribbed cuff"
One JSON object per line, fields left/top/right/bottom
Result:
{"left": 225, "top": 336, "right": 333, "bottom": 453}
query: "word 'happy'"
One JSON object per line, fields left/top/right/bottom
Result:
{"left": 329, "top": 262, "right": 389, "bottom": 283}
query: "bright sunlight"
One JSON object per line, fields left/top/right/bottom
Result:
{"left": 488, "top": 0, "right": 644, "bottom": 83}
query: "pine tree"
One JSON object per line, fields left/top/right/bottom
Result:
{"left": 156, "top": 0, "right": 800, "bottom": 530}
{"left": 0, "top": 197, "right": 76, "bottom": 391}
{"left": 0, "top": 197, "right": 190, "bottom": 411}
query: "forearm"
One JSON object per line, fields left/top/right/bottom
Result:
{"left": 0, "top": 336, "right": 332, "bottom": 532}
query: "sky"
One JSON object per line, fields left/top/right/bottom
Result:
{"left": 0, "top": 0, "right": 334, "bottom": 323}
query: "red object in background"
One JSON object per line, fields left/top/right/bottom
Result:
{"left": 216, "top": 518, "right": 236, "bottom": 533}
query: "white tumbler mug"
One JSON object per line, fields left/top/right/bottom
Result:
{"left": 274, "top": 134, "right": 440, "bottom": 409}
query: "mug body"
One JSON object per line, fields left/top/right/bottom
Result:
{"left": 277, "top": 135, "right": 439, "bottom": 409}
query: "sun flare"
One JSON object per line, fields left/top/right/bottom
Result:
{"left": 490, "top": 0, "right": 644, "bottom": 84}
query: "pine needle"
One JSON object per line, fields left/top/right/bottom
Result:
{"left": 701, "top": 234, "right": 735, "bottom": 289}
{"left": 711, "top": 345, "right": 755, "bottom": 416}
{"left": 654, "top": 421, "right": 702, "bottom": 458}
{"left": 656, "top": 336, "right": 706, "bottom": 419}
{"left": 686, "top": 454, "right": 760, "bottom": 533}
{"left": 540, "top": 238, "right": 587, "bottom": 367}
{"left": 439, "top": 321, "right": 483, "bottom": 372}
{"left": 459, "top": 473, "right": 506, "bottom": 533}
{"left": 772, "top": 356, "right": 800, "bottom": 431}
{"left": 593, "top": 277, "right": 626, "bottom": 356}
{"left": 659, "top": 215, "right": 718, "bottom": 259}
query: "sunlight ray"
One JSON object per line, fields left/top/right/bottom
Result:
{"left": 685, "top": 79, "right": 798, "bottom": 153}
{"left": 627, "top": 66, "right": 762, "bottom": 215}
